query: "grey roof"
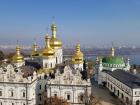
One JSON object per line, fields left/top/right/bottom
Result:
{"left": 107, "top": 70, "right": 140, "bottom": 89}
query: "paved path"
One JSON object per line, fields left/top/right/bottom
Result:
{"left": 91, "top": 77, "right": 123, "bottom": 105}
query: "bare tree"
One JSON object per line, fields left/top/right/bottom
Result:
{"left": 87, "top": 95, "right": 102, "bottom": 105}
{"left": 44, "top": 96, "right": 70, "bottom": 105}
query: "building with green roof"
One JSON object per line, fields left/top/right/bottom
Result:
{"left": 94, "top": 47, "right": 130, "bottom": 85}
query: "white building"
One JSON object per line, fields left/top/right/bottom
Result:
{"left": 42, "top": 35, "right": 56, "bottom": 69}
{"left": 0, "top": 64, "right": 37, "bottom": 105}
{"left": 94, "top": 47, "right": 130, "bottom": 85}
{"left": 46, "top": 65, "right": 91, "bottom": 105}
{"left": 36, "top": 73, "right": 49, "bottom": 105}
{"left": 29, "top": 23, "right": 63, "bottom": 69}
{"left": 106, "top": 69, "right": 140, "bottom": 105}
{"left": 2, "top": 22, "right": 91, "bottom": 105}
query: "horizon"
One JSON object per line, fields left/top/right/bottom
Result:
{"left": 0, "top": 0, "right": 140, "bottom": 48}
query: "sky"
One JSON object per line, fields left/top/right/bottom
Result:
{"left": 0, "top": 0, "right": 140, "bottom": 48}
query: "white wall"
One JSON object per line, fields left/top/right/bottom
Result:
{"left": 0, "top": 81, "right": 37, "bottom": 105}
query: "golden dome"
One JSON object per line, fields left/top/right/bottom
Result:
{"left": 72, "top": 43, "right": 84, "bottom": 64}
{"left": 50, "top": 23, "right": 62, "bottom": 49}
{"left": 42, "top": 34, "right": 55, "bottom": 58}
{"left": 31, "top": 41, "right": 39, "bottom": 57}
{"left": 12, "top": 45, "right": 24, "bottom": 63}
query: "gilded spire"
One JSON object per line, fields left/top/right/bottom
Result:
{"left": 111, "top": 42, "right": 115, "bottom": 56}
{"left": 45, "top": 33, "right": 51, "bottom": 48}
{"left": 111, "top": 47, "right": 115, "bottom": 56}
{"left": 31, "top": 38, "right": 39, "bottom": 57}
{"left": 16, "top": 40, "right": 21, "bottom": 56}
{"left": 42, "top": 33, "right": 54, "bottom": 57}
{"left": 51, "top": 23, "right": 57, "bottom": 38}
{"left": 50, "top": 23, "right": 62, "bottom": 49}
{"left": 16, "top": 42, "right": 20, "bottom": 56}
{"left": 33, "top": 38, "right": 37, "bottom": 52}
{"left": 76, "top": 43, "right": 80, "bottom": 52}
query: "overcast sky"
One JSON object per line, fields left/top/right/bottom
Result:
{"left": 0, "top": 0, "right": 140, "bottom": 48}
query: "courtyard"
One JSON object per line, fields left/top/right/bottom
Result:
{"left": 91, "top": 77, "right": 123, "bottom": 105}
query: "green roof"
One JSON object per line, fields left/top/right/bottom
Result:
{"left": 102, "top": 56, "right": 125, "bottom": 65}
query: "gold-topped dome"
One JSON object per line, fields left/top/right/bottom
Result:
{"left": 31, "top": 40, "right": 39, "bottom": 57}
{"left": 12, "top": 44, "right": 24, "bottom": 63}
{"left": 42, "top": 34, "right": 55, "bottom": 58}
{"left": 72, "top": 43, "right": 84, "bottom": 64}
{"left": 50, "top": 23, "right": 62, "bottom": 49}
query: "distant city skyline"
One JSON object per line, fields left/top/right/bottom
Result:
{"left": 0, "top": 0, "right": 140, "bottom": 48}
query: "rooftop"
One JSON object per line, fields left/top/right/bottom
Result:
{"left": 107, "top": 70, "right": 140, "bottom": 89}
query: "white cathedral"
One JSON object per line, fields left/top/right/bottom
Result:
{"left": 0, "top": 23, "right": 91, "bottom": 105}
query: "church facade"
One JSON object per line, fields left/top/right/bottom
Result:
{"left": 46, "top": 65, "right": 91, "bottom": 104}
{"left": 0, "top": 23, "right": 91, "bottom": 105}
{"left": 0, "top": 64, "right": 37, "bottom": 105}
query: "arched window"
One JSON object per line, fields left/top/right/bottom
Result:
{"left": 126, "top": 97, "right": 129, "bottom": 104}
{"left": 51, "top": 63, "right": 52, "bottom": 68}
{"left": 108, "top": 82, "right": 110, "bottom": 87}
{"left": 40, "top": 96, "right": 41, "bottom": 101}
{"left": 66, "top": 72, "right": 70, "bottom": 80}
{"left": 78, "top": 93, "right": 84, "bottom": 103}
{"left": 67, "top": 94, "right": 70, "bottom": 100}
{"left": 114, "top": 87, "right": 116, "bottom": 93}
{"left": 54, "top": 94, "right": 57, "bottom": 97}
{"left": 9, "top": 89, "right": 14, "bottom": 97}
{"left": 56, "top": 57, "right": 58, "bottom": 64}
{"left": 0, "top": 89, "right": 2, "bottom": 96}
{"left": 117, "top": 90, "right": 119, "bottom": 96}
{"left": 23, "top": 92, "right": 25, "bottom": 97}
{"left": 39, "top": 85, "right": 41, "bottom": 90}
{"left": 53, "top": 91, "right": 57, "bottom": 97}
{"left": 21, "top": 89, "right": 26, "bottom": 98}
{"left": 11, "top": 91, "right": 13, "bottom": 97}
{"left": 136, "top": 100, "right": 140, "bottom": 105}
{"left": 121, "top": 93, "right": 124, "bottom": 99}
{"left": 65, "top": 92, "right": 71, "bottom": 101}
{"left": 45, "top": 64, "right": 47, "bottom": 68}
{"left": 44, "top": 75, "right": 47, "bottom": 79}
{"left": 45, "top": 85, "right": 47, "bottom": 90}
{"left": 111, "top": 84, "right": 112, "bottom": 90}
